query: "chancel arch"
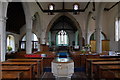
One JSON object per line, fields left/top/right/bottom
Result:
{"left": 46, "top": 13, "right": 83, "bottom": 50}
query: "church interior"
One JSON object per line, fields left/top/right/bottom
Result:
{"left": 0, "top": 1, "right": 120, "bottom": 80}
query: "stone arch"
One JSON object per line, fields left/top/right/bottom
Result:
{"left": 20, "top": 32, "right": 39, "bottom": 41}
{"left": 46, "top": 13, "right": 82, "bottom": 37}
{"left": 32, "top": 12, "right": 40, "bottom": 38}
{"left": 45, "top": 13, "right": 83, "bottom": 49}
{"left": 85, "top": 11, "right": 95, "bottom": 45}
{"left": 90, "top": 31, "right": 107, "bottom": 40}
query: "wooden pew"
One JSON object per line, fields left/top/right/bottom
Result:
{"left": 2, "top": 66, "right": 33, "bottom": 80}
{"left": 1, "top": 62, "right": 38, "bottom": 79}
{"left": 94, "top": 65, "right": 120, "bottom": 79}
{"left": 70, "top": 51, "right": 99, "bottom": 67}
{"left": 34, "top": 51, "right": 55, "bottom": 68}
{"left": 7, "top": 59, "right": 43, "bottom": 78}
{"left": 80, "top": 54, "right": 99, "bottom": 67}
{"left": 86, "top": 58, "right": 120, "bottom": 75}
{"left": 2, "top": 71, "right": 24, "bottom": 80}
{"left": 43, "top": 57, "right": 54, "bottom": 68}
{"left": 90, "top": 61, "right": 120, "bottom": 79}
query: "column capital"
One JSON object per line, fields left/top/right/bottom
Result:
{"left": 0, "top": 17, "right": 7, "bottom": 23}
{"left": 26, "top": 28, "right": 32, "bottom": 32}
{"left": 0, "top": 0, "right": 11, "bottom": 2}
{"left": 95, "top": 27, "right": 102, "bottom": 32}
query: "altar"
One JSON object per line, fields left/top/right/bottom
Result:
{"left": 51, "top": 56, "right": 74, "bottom": 79}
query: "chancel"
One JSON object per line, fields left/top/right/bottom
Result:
{"left": 0, "top": 0, "right": 120, "bottom": 80}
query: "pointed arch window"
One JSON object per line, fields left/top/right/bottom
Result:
{"left": 115, "top": 17, "right": 120, "bottom": 41}
{"left": 56, "top": 30, "right": 69, "bottom": 46}
{"left": 7, "top": 35, "right": 15, "bottom": 52}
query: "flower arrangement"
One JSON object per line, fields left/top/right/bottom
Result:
{"left": 7, "top": 46, "right": 12, "bottom": 52}
{"left": 84, "top": 44, "right": 91, "bottom": 51}
{"left": 81, "top": 47, "right": 86, "bottom": 53}
{"left": 85, "top": 44, "right": 91, "bottom": 48}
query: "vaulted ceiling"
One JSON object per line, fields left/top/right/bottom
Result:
{"left": 50, "top": 16, "right": 77, "bottom": 32}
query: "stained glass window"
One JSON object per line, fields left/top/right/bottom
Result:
{"left": 57, "top": 30, "right": 68, "bottom": 46}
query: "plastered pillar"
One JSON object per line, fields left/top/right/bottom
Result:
{"left": 26, "top": 28, "right": 32, "bottom": 54}
{"left": 0, "top": 17, "right": 7, "bottom": 62}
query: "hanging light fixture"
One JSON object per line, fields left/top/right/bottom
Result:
{"left": 73, "top": 3, "right": 79, "bottom": 15}
{"left": 48, "top": 3, "right": 54, "bottom": 15}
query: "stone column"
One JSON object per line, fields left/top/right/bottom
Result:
{"left": 95, "top": 28, "right": 102, "bottom": 53}
{"left": 95, "top": 3, "right": 105, "bottom": 54}
{"left": 0, "top": 17, "right": 7, "bottom": 62}
{"left": 26, "top": 28, "right": 32, "bottom": 54}
{"left": 85, "top": 14, "right": 90, "bottom": 45}
{"left": 26, "top": 16, "right": 32, "bottom": 54}
{"left": 37, "top": 38, "right": 41, "bottom": 51}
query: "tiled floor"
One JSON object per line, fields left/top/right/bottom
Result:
{"left": 41, "top": 72, "right": 88, "bottom": 80}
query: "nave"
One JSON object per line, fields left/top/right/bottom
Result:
{"left": 0, "top": 1, "right": 120, "bottom": 80}
{"left": 1, "top": 51, "right": 120, "bottom": 80}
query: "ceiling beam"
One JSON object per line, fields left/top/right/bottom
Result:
{"left": 36, "top": 2, "right": 44, "bottom": 12}
{"left": 36, "top": 2, "right": 90, "bottom": 13}
{"left": 92, "top": 2, "right": 95, "bottom": 11}
{"left": 104, "top": 2, "right": 120, "bottom": 11}
{"left": 50, "top": 29, "right": 76, "bottom": 31}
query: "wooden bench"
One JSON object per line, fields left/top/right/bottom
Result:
{"left": 7, "top": 58, "right": 43, "bottom": 77}
{"left": 2, "top": 66, "right": 33, "bottom": 80}
{"left": 94, "top": 65, "right": 120, "bottom": 79}
{"left": 86, "top": 58, "right": 120, "bottom": 75}
{"left": 90, "top": 61, "right": 120, "bottom": 79}
{"left": 80, "top": 54, "right": 99, "bottom": 67}
{"left": 2, "top": 71, "right": 24, "bottom": 80}
{"left": 1, "top": 62, "right": 38, "bottom": 78}
{"left": 70, "top": 51, "right": 100, "bottom": 67}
